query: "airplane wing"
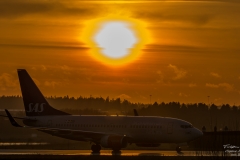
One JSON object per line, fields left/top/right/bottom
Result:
{"left": 4, "top": 109, "right": 130, "bottom": 142}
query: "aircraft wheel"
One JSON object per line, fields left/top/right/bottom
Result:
{"left": 96, "top": 144, "right": 101, "bottom": 152}
{"left": 91, "top": 144, "right": 101, "bottom": 153}
{"left": 112, "top": 148, "right": 121, "bottom": 153}
{"left": 176, "top": 146, "right": 182, "bottom": 153}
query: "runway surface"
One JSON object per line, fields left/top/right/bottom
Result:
{"left": 0, "top": 149, "right": 227, "bottom": 156}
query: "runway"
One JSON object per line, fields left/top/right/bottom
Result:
{"left": 0, "top": 150, "right": 237, "bottom": 160}
{"left": 0, "top": 149, "right": 225, "bottom": 156}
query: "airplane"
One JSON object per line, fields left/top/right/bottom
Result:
{"left": 1, "top": 69, "right": 203, "bottom": 153}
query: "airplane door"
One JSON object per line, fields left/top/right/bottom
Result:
{"left": 167, "top": 123, "right": 173, "bottom": 134}
{"left": 109, "top": 124, "right": 115, "bottom": 131}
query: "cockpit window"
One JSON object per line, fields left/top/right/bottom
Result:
{"left": 181, "top": 125, "right": 193, "bottom": 129}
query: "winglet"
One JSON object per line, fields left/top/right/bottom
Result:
{"left": 5, "top": 109, "right": 22, "bottom": 127}
{"left": 133, "top": 109, "right": 139, "bottom": 116}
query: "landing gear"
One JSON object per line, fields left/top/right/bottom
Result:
{"left": 176, "top": 146, "right": 182, "bottom": 153}
{"left": 112, "top": 148, "right": 121, "bottom": 153}
{"left": 91, "top": 144, "right": 101, "bottom": 153}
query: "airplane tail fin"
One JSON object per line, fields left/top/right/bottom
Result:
{"left": 17, "top": 69, "right": 69, "bottom": 116}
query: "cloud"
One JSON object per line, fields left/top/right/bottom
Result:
{"left": 0, "top": 43, "right": 88, "bottom": 50}
{"left": 0, "top": 1, "right": 100, "bottom": 19}
{"left": 179, "top": 92, "right": 188, "bottom": 97}
{"left": 60, "top": 65, "right": 73, "bottom": 75}
{"left": 44, "top": 81, "right": 60, "bottom": 88}
{"left": 134, "top": 11, "right": 214, "bottom": 26}
{"left": 144, "top": 44, "right": 202, "bottom": 52}
{"left": 156, "top": 70, "right": 162, "bottom": 75}
{"left": 210, "top": 72, "right": 221, "bottom": 78}
{"left": 32, "top": 78, "right": 41, "bottom": 86}
{"left": 156, "top": 70, "right": 164, "bottom": 83}
{"left": 122, "top": 78, "right": 129, "bottom": 83}
{"left": 206, "top": 83, "right": 234, "bottom": 92}
{"left": 168, "top": 64, "right": 187, "bottom": 80}
{"left": 131, "top": 1, "right": 219, "bottom": 27}
{"left": 41, "top": 65, "right": 47, "bottom": 71}
{"left": 189, "top": 83, "right": 197, "bottom": 87}
{"left": 219, "top": 83, "right": 234, "bottom": 92}
{"left": 60, "top": 65, "right": 71, "bottom": 71}
{"left": 116, "top": 94, "right": 131, "bottom": 100}
{"left": 213, "top": 97, "right": 222, "bottom": 103}
{"left": 1, "top": 0, "right": 239, "bottom": 21}
{"left": 0, "top": 73, "right": 17, "bottom": 90}
{"left": 206, "top": 83, "right": 219, "bottom": 88}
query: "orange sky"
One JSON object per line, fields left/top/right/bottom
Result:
{"left": 1, "top": 0, "right": 240, "bottom": 105}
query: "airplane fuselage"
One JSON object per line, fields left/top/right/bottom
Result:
{"left": 23, "top": 115, "right": 201, "bottom": 144}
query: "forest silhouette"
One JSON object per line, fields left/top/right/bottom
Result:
{"left": 0, "top": 95, "right": 239, "bottom": 131}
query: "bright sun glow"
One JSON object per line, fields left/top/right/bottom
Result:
{"left": 81, "top": 16, "right": 151, "bottom": 67}
{"left": 94, "top": 22, "right": 137, "bottom": 59}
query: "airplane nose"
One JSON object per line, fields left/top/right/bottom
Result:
{"left": 193, "top": 128, "right": 203, "bottom": 139}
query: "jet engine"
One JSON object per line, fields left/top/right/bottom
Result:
{"left": 100, "top": 135, "right": 128, "bottom": 148}
{"left": 136, "top": 143, "right": 160, "bottom": 147}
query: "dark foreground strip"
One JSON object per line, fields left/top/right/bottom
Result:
{"left": 0, "top": 155, "right": 238, "bottom": 160}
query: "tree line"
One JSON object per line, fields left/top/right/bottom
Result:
{"left": 1, "top": 95, "right": 240, "bottom": 130}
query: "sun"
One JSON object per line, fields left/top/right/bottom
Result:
{"left": 81, "top": 16, "right": 150, "bottom": 67}
{"left": 94, "top": 22, "right": 137, "bottom": 59}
